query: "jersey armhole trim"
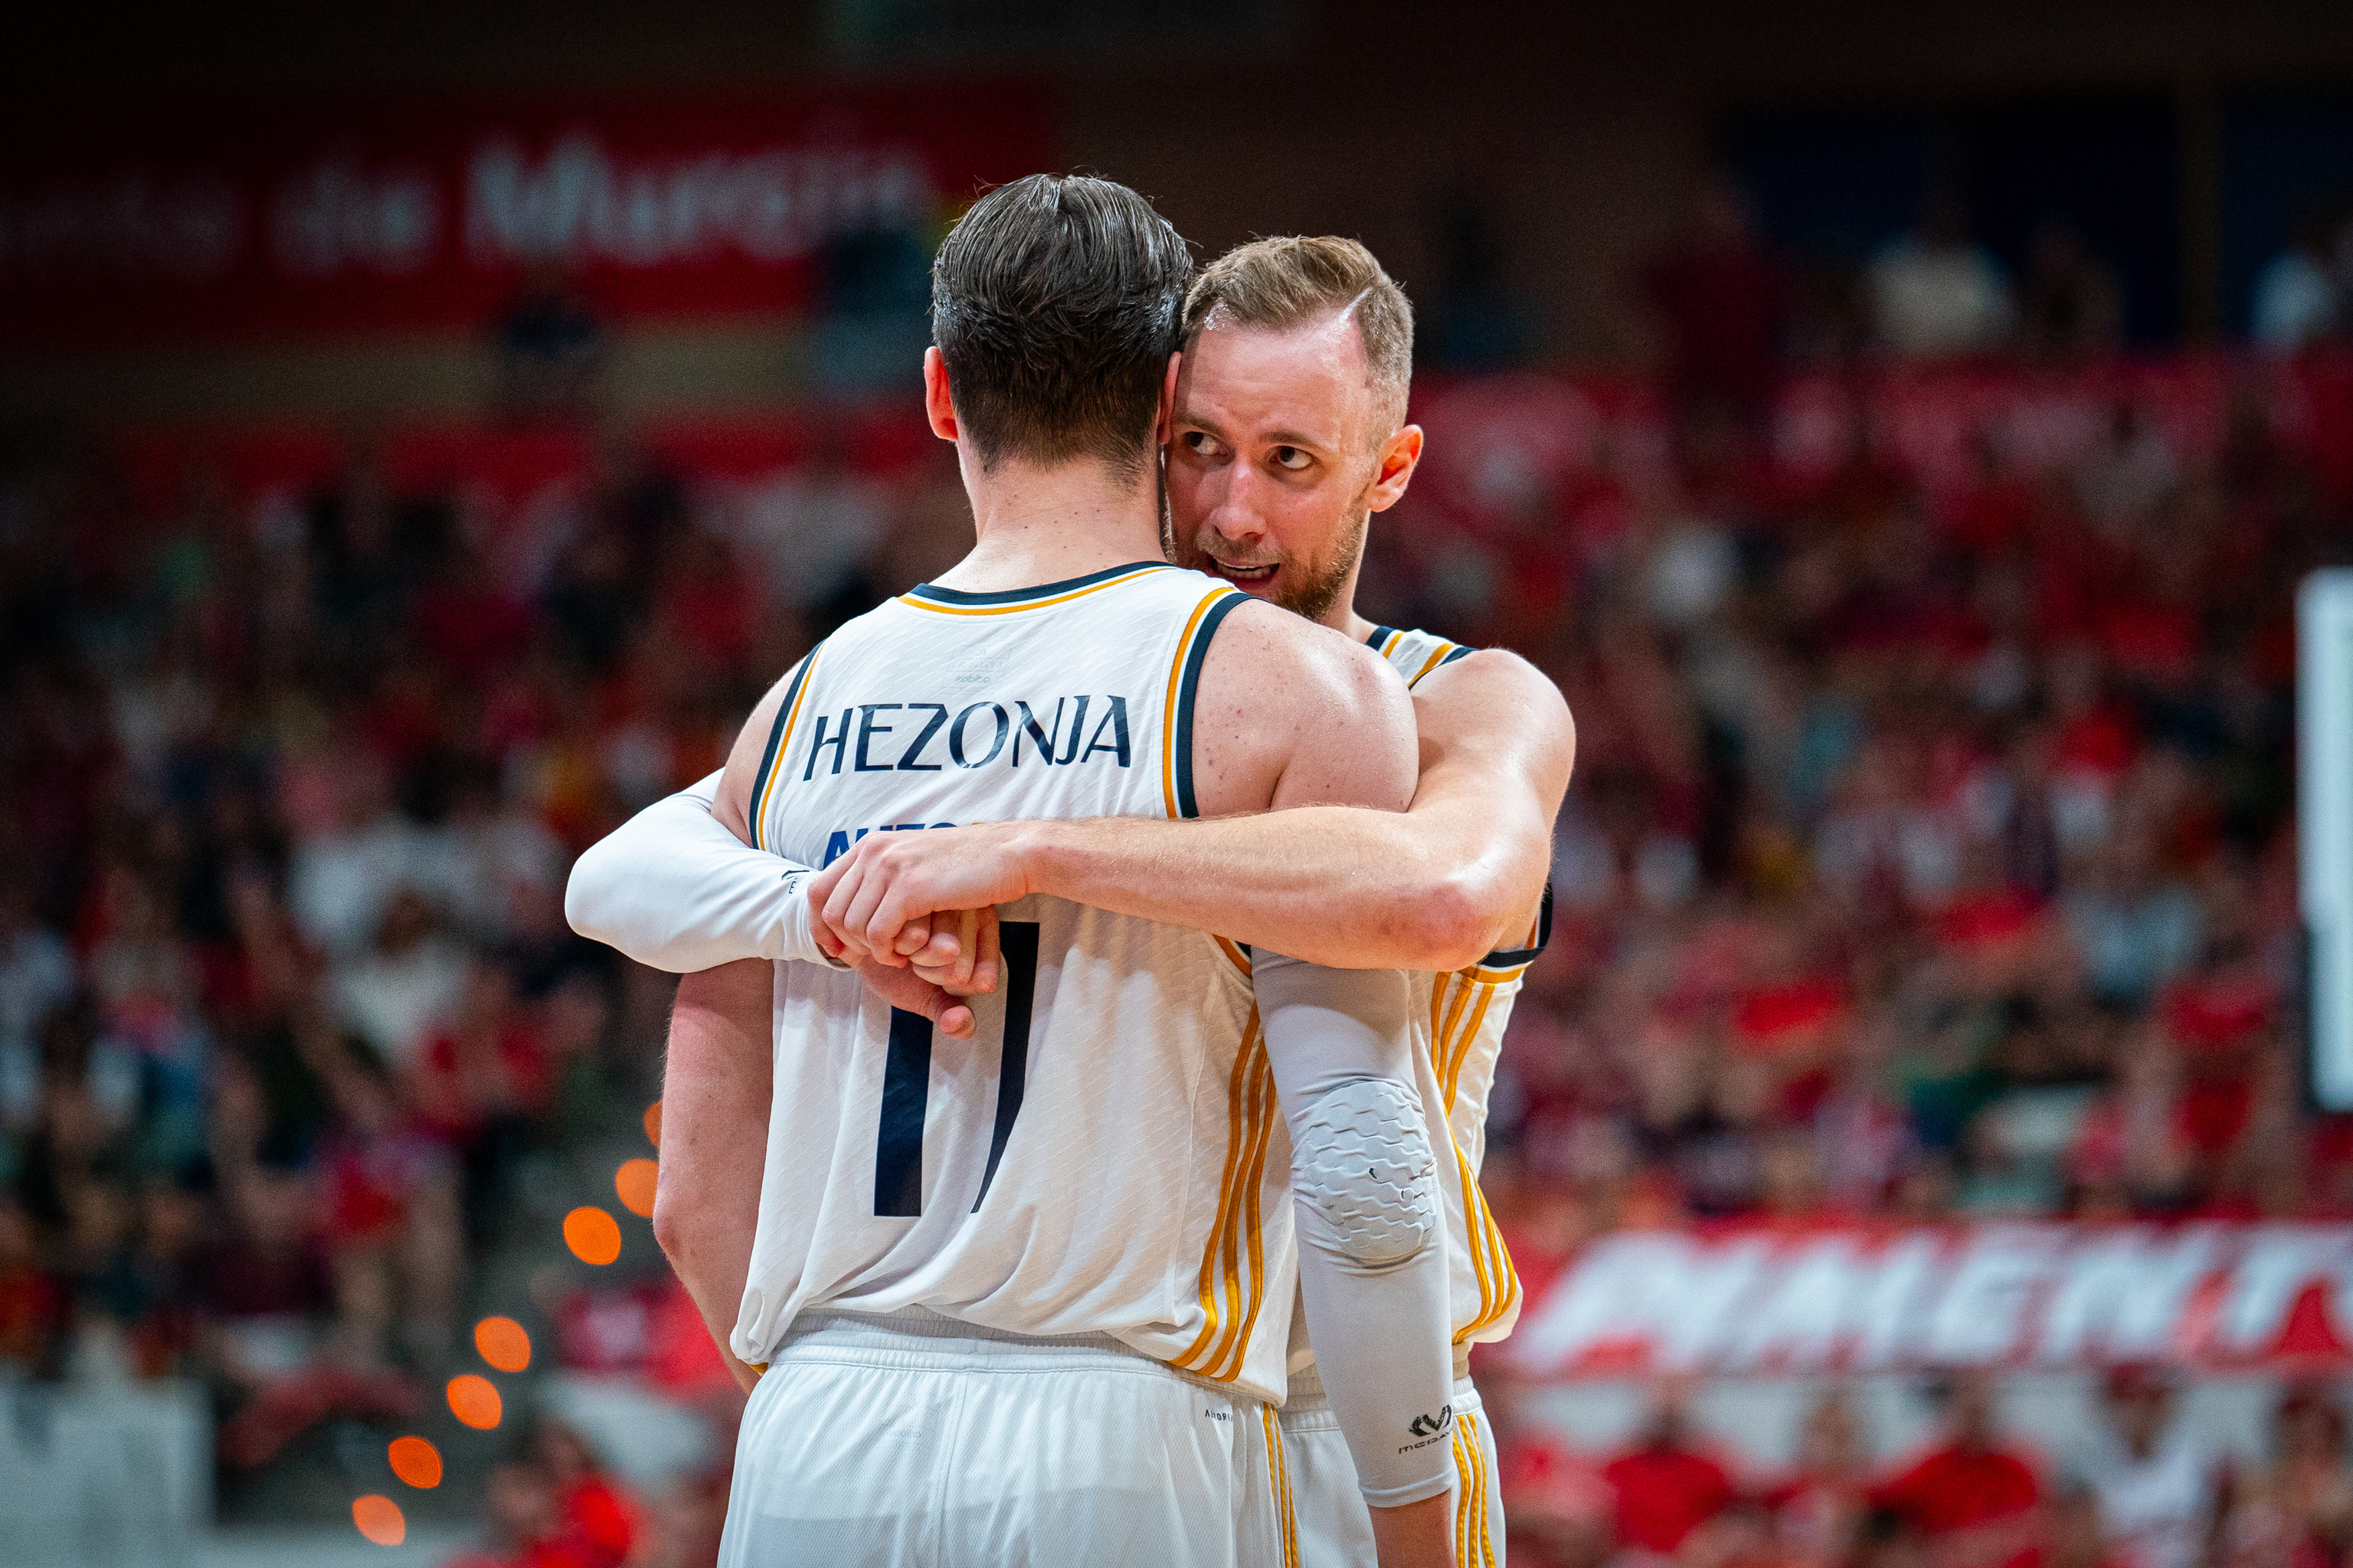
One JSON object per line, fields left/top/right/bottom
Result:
{"left": 1165, "top": 589, "right": 1249, "bottom": 820}
{"left": 747, "top": 643, "right": 823, "bottom": 852}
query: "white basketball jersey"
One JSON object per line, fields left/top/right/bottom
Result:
{"left": 730, "top": 561, "right": 1302, "bottom": 1403}
{"left": 1370, "top": 624, "right": 1547, "bottom": 1349}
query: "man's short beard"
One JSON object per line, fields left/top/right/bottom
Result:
{"left": 1274, "top": 505, "right": 1366, "bottom": 624}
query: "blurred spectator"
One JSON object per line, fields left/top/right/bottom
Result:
{"left": 0, "top": 858, "right": 72, "bottom": 1132}
{"left": 2062, "top": 832, "right": 2201, "bottom": 1009}
{"left": 1604, "top": 1379, "right": 1736, "bottom": 1557}
{"left": 1872, "top": 1370, "right": 2044, "bottom": 1568}
{"left": 2220, "top": 1382, "right": 2353, "bottom": 1568}
{"left": 729, "top": 430, "right": 888, "bottom": 627}
{"left": 1867, "top": 193, "right": 2016, "bottom": 359}
{"left": 2018, "top": 222, "right": 2122, "bottom": 362}
{"left": 332, "top": 889, "right": 466, "bottom": 1072}
{"left": 0, "top": 1193, "right": 65, "bottom": 1373}
{"left": 1641, "top": 173, "right": 1792, "bottom": 430}
{"left": 2065, "top": 1366, "right": 2219, "bottom": 1568}
{"left": 316, "top": 1049, "right": 462, "bottom": 1368}
{"left": 1769, "top": 1390, "right": 1871, "bottom": 1568}
{"left": 287, "top": 756, "right": 437, "bottom": 960}
{"left": 532, "top": 1417, "right": 644, "bottom": 1568}
{"left": 493, "top": 263, "right": 610, "bottom": 418}
{"left": 445, "top": 1458, "right": 595, "bottom": 1568}
{"left": 2252, "top": 210, "right": 2342, "bottom": 353}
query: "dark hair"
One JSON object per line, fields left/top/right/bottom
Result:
{"left": 931, "top": 173, "right": 1193, "bottom": 476}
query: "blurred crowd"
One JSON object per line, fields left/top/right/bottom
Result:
{"left": 1496, "top": 1365, "right": 2353, "bottom": 1568}
{"left": 3, "top": 191, "right": 2353, "bottom": 1560}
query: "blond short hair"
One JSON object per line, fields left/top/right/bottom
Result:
{"left": 1182, "top": 236, "right": 1414, "bottom": 436}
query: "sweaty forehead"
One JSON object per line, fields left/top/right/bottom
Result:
{"left": 1180, "top": 310, "right": 1373, "bottom": 447}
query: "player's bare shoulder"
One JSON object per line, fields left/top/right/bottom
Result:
{"left": 1402, "top": 644, "right": 1576, "bottom": 815}
{"left": 1412, "top": 646, "right": 1572, "bottom": 728}
{"left": 1190, "top": 598, "right": 1416, "bottom": 817}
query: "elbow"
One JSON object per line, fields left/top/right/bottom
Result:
{"left": 1395, "top": 872, "right": 1497, "bottom": 974}
{"left": 562, "top": 846, "right": 608, "bottom": 944}
{"left": 650, "top": 1171, "right": 689, "bottom": 1266}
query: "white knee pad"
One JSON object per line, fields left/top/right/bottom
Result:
{"left": 1292, "top": 1078, "right": 1438, "bottom": 1267}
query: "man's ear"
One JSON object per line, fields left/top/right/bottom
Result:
{"left": 1156, "top": 351, "right": 1183, "bottom": 447}
{"left": 1366, "top": 424, "right": 1425, "bottom": 513}
{"left": 924, "top": 347, "right": 960, "bottom": 442}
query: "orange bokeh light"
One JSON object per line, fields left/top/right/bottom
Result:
{"left": 387, "top": 1435, "right": 442, "bottom": 1489}
{"left": 474, "top": 1315, "right": 532, "bottom": 1373}
{"left": 615, "top": 1158, "right": 658, "bottom": 1217}
{"left": 447, "top": 1373, "right": 503, "bottom": 1430}
{"left": 353, "top": 1494, "right": 407, "bottom": 1545}
{"left": 565, "top": 1205, "right": 623, "bottom": 1265}
{"left": 643, "top": 1099, "right": 662, "bottom": 1147}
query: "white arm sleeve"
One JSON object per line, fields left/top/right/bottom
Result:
{"left": 564, "top": 771, "right": 844, "bottom": 974}
{"left": 1254, "top": 949, "right": 1456, "bottom": 1510}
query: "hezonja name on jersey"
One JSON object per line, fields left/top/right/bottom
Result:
{"left": 799, "top": 696, "right": 1133, "bottom": 780}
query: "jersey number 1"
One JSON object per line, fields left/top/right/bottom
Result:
{"left": 874, "top": 921, "right": 1040, "bottom": 1217}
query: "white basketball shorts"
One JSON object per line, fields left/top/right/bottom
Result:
{"left": 1278, "top": 1364, "right": 1504, "bottom": 1568}
{"left": 718, "top": 1308, "right": 1288, "bottom": 1567}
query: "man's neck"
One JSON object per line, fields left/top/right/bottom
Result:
{"left": 933, "top": 450, "right": 1164, "bottom": 592}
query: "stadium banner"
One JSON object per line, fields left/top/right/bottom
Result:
{"left": 1506, "top": 1222, "right": 2353, "bottom": 1379}
{"left": 0, "top": 85, "right": 1054, "bottom": 349}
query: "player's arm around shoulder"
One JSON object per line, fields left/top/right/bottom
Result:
{"left": 1189, "top": 597, "right": 1419, "bottom": 817}
{"left": 1396, "top": 644, "right": 1578, "bottom": 964}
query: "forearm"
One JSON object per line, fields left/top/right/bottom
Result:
{"left": 1021, "top": 805, "right": 1503, "bottom": 971}
{"left": 1256, "top": 951, "right": 1456, "bottom": 1513}
{"left": 651, "top": 961, "right": 774, "bottom": 1388}
{"left": 567, "top": 775, "right": 841, "bottom": 974}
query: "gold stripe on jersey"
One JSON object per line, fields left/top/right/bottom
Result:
{"left": 1409, "top": 640, "right": 1461, "bottom": 685}
{"left": 1451, "top": 1419, "right": 1477, "bottom": 1568}
{"left": 1213, "top": 935, "right": 1253, "bottom": 977}
{"left": 1432, "top": 970, "right": 1521, "bottom": 1342}
{"left": 1169, "top": 1008, "right": 1277, "bottom": 1383}
{"left": 1159, "top": 586, "right": 1238, "bottom": 819}
{"left": 1261, "top": 1406, "right": 1299, "bottom": 1568}
{"left": 1454, "top": 1411, "right": 1496, "bottom": 1568}
{"left": 893, "top": 564, "right": 1170, "bottom": 617}
{"left": 751, "top": 645, "right": 824, "bottom": 853}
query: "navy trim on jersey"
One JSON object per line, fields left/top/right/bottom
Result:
{"left": 1438, "top": 644, "right": 1474, "bottom": 669}
{"left": 904, "top": 561, "right": 1171, "bottom": 607}
{"left": 875, "top": 1007, "right": 934, "bottom": 1216}
{"left": 1366, "top": 624, "right": 1398, "bottom": 648}
{"left": 1478, "top": 881, "right": 1555, "bottom": 967}
{"left": 1172, "top": 591, "right": 1251, "bottom": 819}
{"left": 747, "top": 643, "right": 822, "bottom": 847}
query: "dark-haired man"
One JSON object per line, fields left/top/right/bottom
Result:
{"left": 576, "top": 177, "right": 1460, "bottom": 1566}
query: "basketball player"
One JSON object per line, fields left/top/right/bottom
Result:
{"left": 571, "top": 237, "right": 1574, "bottom": 1566}
{"left": 580, "top": 178, "right": 1461, "bottom": 1566}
